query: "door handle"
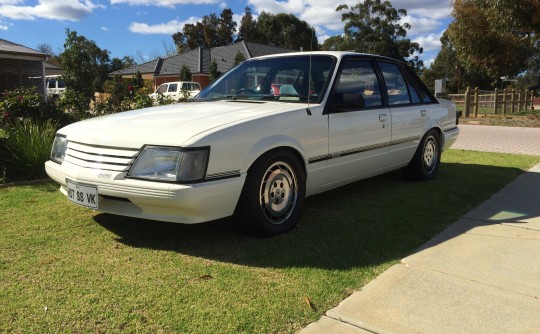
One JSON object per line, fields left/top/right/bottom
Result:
{"left": 420, "top": 109, "right": 427, "bottom": 117}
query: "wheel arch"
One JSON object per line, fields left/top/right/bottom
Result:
{"left": 244, "top": 136, "right": 308, "bottom": 176}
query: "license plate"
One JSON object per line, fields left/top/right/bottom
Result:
{"left": 66, "top": 180, "right": 98, "bottom": 209}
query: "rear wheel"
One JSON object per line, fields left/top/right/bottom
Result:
{"left": 237, "top": 150, "right": 306, "bottom": 236}
{"left": 403, "top": 129, "right": 441, "bottom": 180}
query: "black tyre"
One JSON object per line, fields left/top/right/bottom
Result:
{"left": 403, "top": 129, "right": 441, "bottom": 180}
{"left": 237, "top": 150, "right": 306, "bottom": 237}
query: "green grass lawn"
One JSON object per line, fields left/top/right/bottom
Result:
{"left": 1, "top": 150, "right": 539, "bottom": 333}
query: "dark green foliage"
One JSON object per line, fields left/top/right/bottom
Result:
{"left": 209, "top": 60, "right": 220, "bottom": 82}
{"left": 179, "top": 65, "right": 192, "bottom": 81}
{"left": 249, "top": 12, "right": 318, "bottom": 51}
{"left": 234, "top": 51, "right": 246, "bottom": 66}
{"left": 421, "top": 32, "right": 491, "bottom": 92}
{"left": 238, "top": 6, "right": 256, "bottom": 41}
{"left": 447, "top": 0, "right": 540, "bottom": 85}
{"left": 172, "top": 7, "right": 318, "bottom": 52}
{"left": 0, "top": 119, "right": 59, "bottom": 182}
{"left": 172, "top": 8, "right": 237, "bottom": 52}
{"left": 329, "top": 0, "right": 423, "bottom": 71}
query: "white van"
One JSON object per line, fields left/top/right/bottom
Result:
{"left": 46, "top": 75, "right": 66, "bottom": 100}
{"left": 150, "top": 81, "right": 201, "bottom": 102}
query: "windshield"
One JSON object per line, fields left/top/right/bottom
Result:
{"left": 197, "top": 55, "right": 336, "bottom": 103}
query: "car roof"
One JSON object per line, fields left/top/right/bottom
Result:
{"left": 251, "top": 51, "right": 400, "bottom": 63}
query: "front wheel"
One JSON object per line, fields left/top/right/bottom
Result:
{"left": 403, "top": 129, "right": 441, "bottom": 180}
{"left": 236, "top": 150, "right": 306, "bottom": 237}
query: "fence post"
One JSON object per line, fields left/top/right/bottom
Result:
{"left": 526, "top": 90, "right": 531, "bottom": 111}
{"left": 531, "top": 91, "right": 535, "bottom": 110}
{"left": 493, "top": 88, "right": 499, "bottom": 114}
{"left": 518, "top": 90, "right": 523, "bottom": 111}
{"left": 473, "top": 87, "right": 479, "bottom": 117}
{"left": 502, "top": 88, "right": 507, "bottom": 115}
{"left": 464, "top": 87, "right": 470, "bottom": 117}
{"left": 510, "top": 89, "right": 516, "bottom": 113}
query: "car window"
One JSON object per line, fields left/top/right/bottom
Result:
{"left": 335, "top": 60, "right": 383, "bottom": 108}
{"left": 47, "top": 80, "right": 56, "bottom": 89}
{"left": 407, "top": 82, "right": 421, "bottom": 104}
{"left": 379, "top": 62, "right": 411, "bottom": 105}
{"left": 182, "top": 83, "right": 189, "bottom": 90}
{"left": 157, "top": 84, "right": 167, "bottom": 94}
{"left": 193, "top": 83, "right": 200, "bottom": 90}
{"left": 58, "top": 80, "right": 65, "bottom": 88}
{"left": 197, "top": 55, "right": 335, "bottom": 103}
{"left": 168, "top": 84, "right": 178, "bottom": 92}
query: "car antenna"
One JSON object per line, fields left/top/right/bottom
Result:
{"left": 306, "top": 28, "right": 314, "bottom": 116}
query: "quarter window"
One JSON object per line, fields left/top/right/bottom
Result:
{"left": 379, "top": 62, "right": 411, "bottom": 105}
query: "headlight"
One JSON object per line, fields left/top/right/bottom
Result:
{"left": 51, "top": 135, "right": 68, "bottom": 164}
{"left": 128, "top": 146, "right": 209, "bottom": 183}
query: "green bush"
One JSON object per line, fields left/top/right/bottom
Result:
{"left": 0, "top": 119, "right": 59, "bottom": 183}
{"left": 0, "top": 86, "right": 79, "bottom": 127}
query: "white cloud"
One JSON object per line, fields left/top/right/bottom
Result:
{"left": 101, "top": 26, "right": 110, "bottom": 31}
{"left": 414, "top": 32, "right": 443, "bottom": 52}
{"left": 129, "top": 16, "right": 199, "bottom": 34}
{"left": 0, "top": 0, "right": 105, "bottom": 21}
{"left": 401, "top": 15, "right": 442, "bottom": 37}
{"left": 244, "top": 0, "right": 450, "bottom": 63}
{"left": 111, "top": 0, "right": 219, "bottom": 7}
{"left": 0, "top": 0, "right": 23, "bottom": 4}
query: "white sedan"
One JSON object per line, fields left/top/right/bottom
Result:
{"left": 46, "top": 51, "right": 459, "bottom": 236}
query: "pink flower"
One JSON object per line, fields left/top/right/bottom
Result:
{"left": 2, "top": 112, "right": 10, "bottom": 119}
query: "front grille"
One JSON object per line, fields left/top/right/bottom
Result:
{"left": 64, "top": 141, "right": 140, "bottom": 172}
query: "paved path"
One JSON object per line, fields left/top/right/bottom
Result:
{"left": 451, "top": 124, "right": 540, "bottom": 156}
{"left": 301, "top": 125, "right": 540, "bottom": 334}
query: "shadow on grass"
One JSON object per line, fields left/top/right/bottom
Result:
{"left": 95, "top": 161, "right": 528, "bottom": 270}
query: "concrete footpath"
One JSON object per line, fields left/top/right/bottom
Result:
{"left": 300, "top": 125, "right": 540, "bottom": 334}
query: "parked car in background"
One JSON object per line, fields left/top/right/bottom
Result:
{"left": 149, "top": 81, "right": 201, "bottom": 102}
{"left": 46, "top": 75, "right": 66, "bottom": 100}
{"left": 45, "top": 51, "right": 459, "bottom": 236}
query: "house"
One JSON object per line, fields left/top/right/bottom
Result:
{"left": 0, "top": 38, "right": 48, "bottom": 96}
{"left": 110, "top": 40, "right": 293, "bottom": 90}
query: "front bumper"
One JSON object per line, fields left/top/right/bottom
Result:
{"left": 45, "top": 160, "right": 245, "bottom": 224}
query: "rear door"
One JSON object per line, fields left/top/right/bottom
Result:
{"left": 324, "top": 58, "right": 391, "bottom": 188}
{"left": 377, "top": 61, "right": 435, "bottom": 165}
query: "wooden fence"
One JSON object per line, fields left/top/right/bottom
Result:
{"left": 444, "top": 87, "right": 534, "bottom": 117}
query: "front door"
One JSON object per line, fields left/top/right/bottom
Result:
{"left": 324, "top": 58, "right": 391, "bottom": 189}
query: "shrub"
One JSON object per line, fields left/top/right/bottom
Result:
{"left": 0, "top": 87, "right": 45, "bottom": 119}
{"left": 0, "top": 119, "right": 59, "bottom": 182}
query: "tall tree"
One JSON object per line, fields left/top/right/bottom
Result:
{"left": 334, "top": 0, "right": 423, "bottom": 71}
{"left": 109, "top": 56, "right": 136, "bottom": 73}
{"left": 172, "top": 8, "right": 237, "bottom": 52}
{"left": 421, "top": 32, "right": 491, "bottom": 92}
{"left": 238, "top": 6, "right": 257, "bottom": 41}
{"left": 447, "top": 0, "right": 540, "bottom": 84}
{"left": 251, "top": 12, "right": 318, "bottom": 51}
{"left": 60, "top": 29, "right": 114, "bottom": 113}
{"left": 218, "top": 8, "right": 237, "bottom": 46}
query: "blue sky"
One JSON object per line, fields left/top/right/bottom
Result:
{"left": 0, "top": 0, "right": 453, "bottom": 66}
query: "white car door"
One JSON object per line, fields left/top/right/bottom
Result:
{"left": 324, "top": 58, "right": 391, "bottom": 189}
{"left": 378, "top": 62, "right": 431, "bottom": 165}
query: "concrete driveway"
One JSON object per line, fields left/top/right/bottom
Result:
{"left": 300, "top": 125, "right": 540, "bottom": 334}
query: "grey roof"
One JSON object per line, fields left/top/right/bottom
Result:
{"left": 110, "top": 40, "right": 293, "bottom": 77}
{"left": 0, "top": 38, "right": 48, "bottom": 59}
